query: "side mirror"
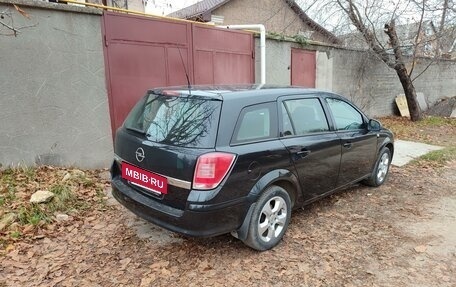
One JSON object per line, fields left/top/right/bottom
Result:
{"left": 368, "top": 119, "right": 382, "bottom": 131}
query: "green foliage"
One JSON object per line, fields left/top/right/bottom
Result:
{"left": 1, "top": 168, "right": 15, "bottom": 185}
{"left": 6, "top": 186, "right": 16, "bottom": 201}
{"left": 21, "top": 166, "right": 36, "bottom": 181}
{"left": 10, "top": 231, "right": 21, "bottom": 239}
{"left": 18, "top": 205, "right": 49, "bottom": 225}
{"left": 0, "top": 170, "right": 19, "bottom": 205}
{"left": 293, "top": 34, "right": 309, "bottom": 47}
{"left": 267, "top": 32, "right": 287, "bottom": 41}
{"left": 419, "top": 116, "right": 456, "bottom": 127}
{"left": 78, "top": 176, "right": 97, "bottom": 188}
{"left": 415, "top": 147, "right": 456, "bottom": 165}
{"left": 266, "top": 32, "right": 310, "bottom": 48}
{"left": 48, "top": 184, "right": 77, "bottom": 213}
{"left": 1, "top": 166, "right": 109, "bottom": 249}
{"left": 381, "top": 116, "right": 456, "bottom": 146}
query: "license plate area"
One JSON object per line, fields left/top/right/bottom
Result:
{"left": 121, "top": 162, "right": 168, "bottom": 195}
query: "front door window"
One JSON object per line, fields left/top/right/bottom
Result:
{"left": 326, "top": 98, "right": 364, "bottom": 130}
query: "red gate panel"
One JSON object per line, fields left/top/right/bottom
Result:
{"left": 102, "top": 12, "right": 254, "bottom": 135}
{"left": 194, "top": 50, "right": 214, "bottom": 84}
{"left": 291, "top": 48, "right": 316, "bottom": 87}
{"left": 193, "top": 25, "right": 254, "bottom": 85}
{"left": 102, "top": 12, "right": 193, "bottom": 134}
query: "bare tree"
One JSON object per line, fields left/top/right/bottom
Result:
{"left": 111, "top": 0, "right": 128, "bottom": 9}
{"left": 300, "top": 0, "right": 456, "bottom": 121}
{"left": 338, "top": 0, "right": 425, "bottom": 120}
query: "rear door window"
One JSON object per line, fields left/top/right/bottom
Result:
{"left": 232, "top": 102, "right": 277, "bottom": 144}
{"left": 281, "top": 98, "right": 329, "bottom": 136}
{"left": 124, "top": 92, "right": 221, "bottom": 148}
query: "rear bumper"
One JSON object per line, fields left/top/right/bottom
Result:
{"left": 111, "top": 178, "right": 250, "bottom": 237}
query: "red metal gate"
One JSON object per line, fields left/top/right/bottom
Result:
{"left": 291, "top": 48, "right": 316, "bottom": 88}
{"left": 193, "top": 24, "right": 254, "bottom": 84}
{"left": 102, "top": 12, "right": 254, "bottom": 134}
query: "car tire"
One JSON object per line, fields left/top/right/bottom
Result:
{"left": 363, "top": 147, "right": 392, "bottom": 187}
{"left": 242, "top": 185, "right": 291, "bottom": 251}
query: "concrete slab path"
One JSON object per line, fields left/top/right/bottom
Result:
{"left": 392, "top": 140, "right": 444, "bottom": 167}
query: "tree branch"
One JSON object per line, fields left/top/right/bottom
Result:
{"left": 411, "top": 57, "right": 437, "bottom": 82}
{"left": 336, "top": 0, "right": 395, "bottom": 68}
{"left": 408, "top": 0, "right": 426, "bottom": 77}
{"left": 0, "top": 18, "right": 19, "bottom": 32}
{"left": 435, "top": 0, "right": 449, "bottom": 56}
{"left": 1, "top": 5, "right": 34, "bottom": 37}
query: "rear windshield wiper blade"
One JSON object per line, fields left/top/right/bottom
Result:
{"left": 126, "top": 127, "right": 146, "bottom": 135}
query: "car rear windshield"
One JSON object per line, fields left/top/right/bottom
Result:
{"left": 124, "top": 92, "right": 221, "bottom": 148}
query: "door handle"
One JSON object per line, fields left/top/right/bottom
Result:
{"left": 343, "top": 142, "right": 352, "bottom": 149}
{"left": 296, "top": 149, "right": 311, "bottom": 158}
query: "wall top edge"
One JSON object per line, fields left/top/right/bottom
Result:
{"left": 258, "top": 35, "right": 456, "bottom": 62}
{"left": 0, "top": 0, "right": 102, "bottom": 15}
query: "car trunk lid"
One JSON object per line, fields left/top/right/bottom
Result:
{"left": 113, "top": 91, "right": 222, "bottom": 209}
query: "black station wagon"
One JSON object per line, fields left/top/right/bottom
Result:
{"left": 111, "top": 86, "right": 394, "bottom": 250}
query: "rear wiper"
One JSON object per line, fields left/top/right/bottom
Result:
{"left": 126, "top": 127, "right": 146, "bottom": 135}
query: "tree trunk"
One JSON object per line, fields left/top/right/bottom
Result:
{"left": 385, "top": 21, "right": 422, "bottom": 121}
{"left": 394, "top": 63, "right": 422, "bottom": 121}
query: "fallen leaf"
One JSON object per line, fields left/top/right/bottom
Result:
{"left": 140, "top": 275, "right": 155, "bottom": 287}
{"left": 414, "top": 245, "right": 427, "bottom": 253}
{"left": 119, "top": 258, "right": 132, "bottom": 270}
{"left": 150, "top": 261, "right": 169, "bottom": 270}
{"left": 160, "top": 268, "right": 171, "bottom": 276}
{"left": 92, "top": 224, "right": 104, "bottom": 230}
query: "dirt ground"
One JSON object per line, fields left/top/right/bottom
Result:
{"left": 1, "top": 120, "right": 456, "bottom": 287}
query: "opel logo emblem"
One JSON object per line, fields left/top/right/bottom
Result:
{"left": 135, "top": 147, "right": 145, "bottom": 162}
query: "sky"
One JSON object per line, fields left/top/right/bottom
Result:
{"left": 145, "top": 0, "right": 200, "bottom": 15}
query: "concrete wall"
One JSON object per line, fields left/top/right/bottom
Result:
{"left": 254, "top": 37, "right": 337, "bottom": 90}
{"left": 330, "top": 49, "right": 456, "bottom": 117}
{"left": 315, "top": 50, "right": 333, "bottom": 91}
{"left": 254, "top": 38, "right": 292, "bottom": 85}
{"left": 329, "top": 49, "right": 378, "bottom": 114}
{"left": 0, "top": 0, "right": 112, "bottom": 169}
{"left": 257, "top": 37, "right": 456, "bottom": 117}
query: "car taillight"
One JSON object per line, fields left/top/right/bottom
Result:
{"left": 193, "top": 152, "right": 236, "bottom": 190}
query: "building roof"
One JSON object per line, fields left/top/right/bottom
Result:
{"left": 168, "top": 0, "right": 340, "bottom": 44}
{"left": 168, "top": 0, "right": 231, "bottom": 19}
{"left": 285, "top": 0, "right": 340, "bottom": 44}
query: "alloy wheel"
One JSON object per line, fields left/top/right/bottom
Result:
{"left": 377, "top": 152, "right": 390, "bottom": 183}
{"left": 257, "top": 196, "right": 288, "bottom": 243}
